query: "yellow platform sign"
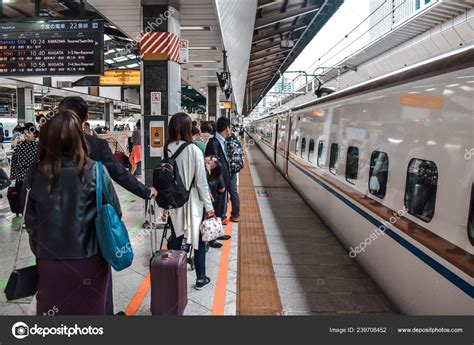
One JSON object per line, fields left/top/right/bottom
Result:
{"left": 99, "top": 69, "right": 141, "bottom": 86}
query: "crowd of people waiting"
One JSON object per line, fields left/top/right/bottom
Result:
{"left": 1, "top": 95, "right": 245, "bottom": 315}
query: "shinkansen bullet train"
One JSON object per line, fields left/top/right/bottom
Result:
{"left": 248, "top": 46, "right": 474, "bottom": 315}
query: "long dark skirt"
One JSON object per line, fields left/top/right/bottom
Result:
{"left": 36, "top": 254, "right": 110, "bottom": 316}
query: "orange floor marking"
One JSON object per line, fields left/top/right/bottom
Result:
{"left": 125, "top": 273, "right": 150, "bottom": 316}
{"left": 211, "top": 204, "right": 233, "bottom": 315}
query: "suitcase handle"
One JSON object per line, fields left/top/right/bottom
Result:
{"left": 147, "top": 200, "right": 170, "bottom": 253}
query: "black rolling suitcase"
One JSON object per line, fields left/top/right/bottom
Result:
{"left": 147, "top": 202, "right": 188, "bottom": 315}
{"left": 7, "top": 186, "right": 21, "bottom": 214}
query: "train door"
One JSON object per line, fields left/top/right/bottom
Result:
{"left": 274, "top": 119, "right": 279, "bottom": 164}
{"left": 284, "top": 114, "right": 294, "bottom": 176}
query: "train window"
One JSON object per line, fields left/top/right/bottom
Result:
{"left": 345, "top": 147, "right": 359, "bottom": 184}
{"left": 468, "top": 184, "right": 474, "bottom": 246}
{"left": 405, "top": 159, "right": 438, "bottom": 222}
{"left": 317, "top": 141, "right": 326, "bottom": 168}
{"left": 295, "top": 136, "right": 300, "bottom": 155}
{"left": 329, "top": 144, "right": 339, "bottom": 174}
{"left": 369, "top": 151, "right": 389, "bottom": 199}
{"left": 301, "top": 138, "right": 307, "bottom": 159}
{"left": 308, "top": 139, "right": 316, "bottom": 163}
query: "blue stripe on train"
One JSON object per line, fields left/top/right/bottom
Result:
{"left": 260, "top": 140, "right": 473, "bottom": 298}
{"left": 287, "top": 159, "right": 473, "bottom": 298}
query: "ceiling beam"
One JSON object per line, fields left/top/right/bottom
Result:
{"left": 247, "top": 70, "right": 276, "bottom": 81}
{"left": 253, "top": 24, "right": 307, "bottom": 44}
{"left": 249, "top": 55, "right": 286, "bottom": 68}
{"left": 254, "top": 4, "right": 320, "bottom": 30}
{"left": 251, "top": 41, "right": 285, "bottom": 55}
{"left": 250, "top": 48, "right": 288, "bottom": 62}
{"left": 247, "top": 66, "right": 278, "bottom": 76}
{"left": 248, "top": 73, "right": 276, "bottom": 85}
{"left": 257, "top": 0, "right": 285, "bottom": 10}
{"left": 248, "top": 62, "right": 279, "bottom": 71}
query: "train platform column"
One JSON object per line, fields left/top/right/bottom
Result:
{"left": 140, "top": 0, "right": 181, "bottom": 186}
{"left": 16, "top": 86, "right": 34, "bottom": 123}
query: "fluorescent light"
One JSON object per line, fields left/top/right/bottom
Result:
{"left": 188, "top": 67, "right": 220, "bottom": 71}
{"left": 106, "top": 49, "right": 116, "bottom": 54}
{"left": 104, "top": 34, "right": 113, "bottom": 42}
{"left": 188, "top": 47, "right": 218, "bottom": 50}
{"left": 114, "top": 56, "right": 128, "bottom": 62}
{"left": 181, "top": 26, "right": 211, "bottom": 31}
{"left": 189, "top": 60, "right": 221, "bottom": 63}
{"left": 127, "top": 54, "right": 136, "bottom": 59}
{"left": 126, "top": 63, "right": 140, "bottom": 68}
{"left": 105, "top": 59, "right": 115, "bottom": 64}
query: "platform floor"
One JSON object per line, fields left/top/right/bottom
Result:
{"left": 0, "top": 140, "right": 395, "bottom": 316}
{"left": 245, "top": 143, "right": 396, "bottom": 315}
{"left": 0, "top": 182, "right": 238, "bottom": 316}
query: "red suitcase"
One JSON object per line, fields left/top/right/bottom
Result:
{"left": 150, "top": 249, "right": 188, "bottom": 315}
{"left": 148, "top": 202, "right": 188, "bottom": 315}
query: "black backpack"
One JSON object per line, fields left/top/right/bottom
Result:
{"left": 153, "top": 143, "right": 193, "bottom": 210}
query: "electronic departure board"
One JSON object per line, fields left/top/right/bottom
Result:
{"left": 0, "top": 20, "right": 104, "bottom": 76}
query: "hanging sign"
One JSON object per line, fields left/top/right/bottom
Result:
{"left": 179, "top": 39, "right": 189, "bottom": 64}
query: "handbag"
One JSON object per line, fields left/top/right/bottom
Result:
{"left": 95, "top": 162, "right": 133, "bottom": 271}
{"left": 200, "top": 216, "right": 224, "bottom": 242}
{"left": 4, "top": 187, "right": 39, "bottom": 301}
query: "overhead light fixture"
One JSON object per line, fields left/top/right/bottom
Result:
{"left": 188, "top": 47, "right": 218, "bottom": 50}
{"left": 114, "top": 56, "right": 128, "bottom": 62}
{"left": 104, "top": 34, "right": 113, "bottom": 42}
{"left": 105, "top": 59, "right": 115, "bottom": 64}
{"left": 189, "top": 60, "right": 221, "bottom": 63}
{"left": 188, "top": 67, "right": 220, "bottom": 71}
{"left": 181, "top": 26, "right": 211, "bottom": 31}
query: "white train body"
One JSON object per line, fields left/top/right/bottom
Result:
{"left": 249, "top": 47, "right": 474, "bottom": 315}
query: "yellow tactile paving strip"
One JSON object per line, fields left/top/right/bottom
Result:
{"left": 237, "top": 148, "right": 283, "bottom": 315}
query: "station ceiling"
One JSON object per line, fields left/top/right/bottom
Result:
{"left": 244, "top": 0, "right": 343, "bottom": 115}
{"left": 87, "top": 0, "right": 225, "bottom": 101}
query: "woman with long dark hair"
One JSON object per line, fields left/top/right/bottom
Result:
{"left": 166, "top": 113, "right": 215, "bottom": 290}
{"left": 23, "top": 109, "right": 121, "bottom": 315}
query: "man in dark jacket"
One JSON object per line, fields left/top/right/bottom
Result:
{"left": 58, "top": 97, "right": 157, "bottom": 200}
{"left": 205, "top": 117, "right": 232, "bottom": 225}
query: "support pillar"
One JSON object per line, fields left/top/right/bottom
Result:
{"left": 206, "top": 85, "right": 218, "bottom": 122}
{"left": 141, "top": 0, "right": 181, "bottom": 186}
{"left": 105, "top": 102, "right": 114, "bottom": 130}
{"left": 16, "top": 87, "right": 34, "bottom": 123}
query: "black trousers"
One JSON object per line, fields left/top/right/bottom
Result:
{"left": 106, "top": 274, "right": 114, "bottom": 315}
{"left": 14, "top": 180, "right": 23, "bottom": 215}
{"left": 168, "top": 220, "right": 206, "bottom": 279}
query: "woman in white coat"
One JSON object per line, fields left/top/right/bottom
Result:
{"left": 166, "top": 113, "right": 215, "bottom": 290}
